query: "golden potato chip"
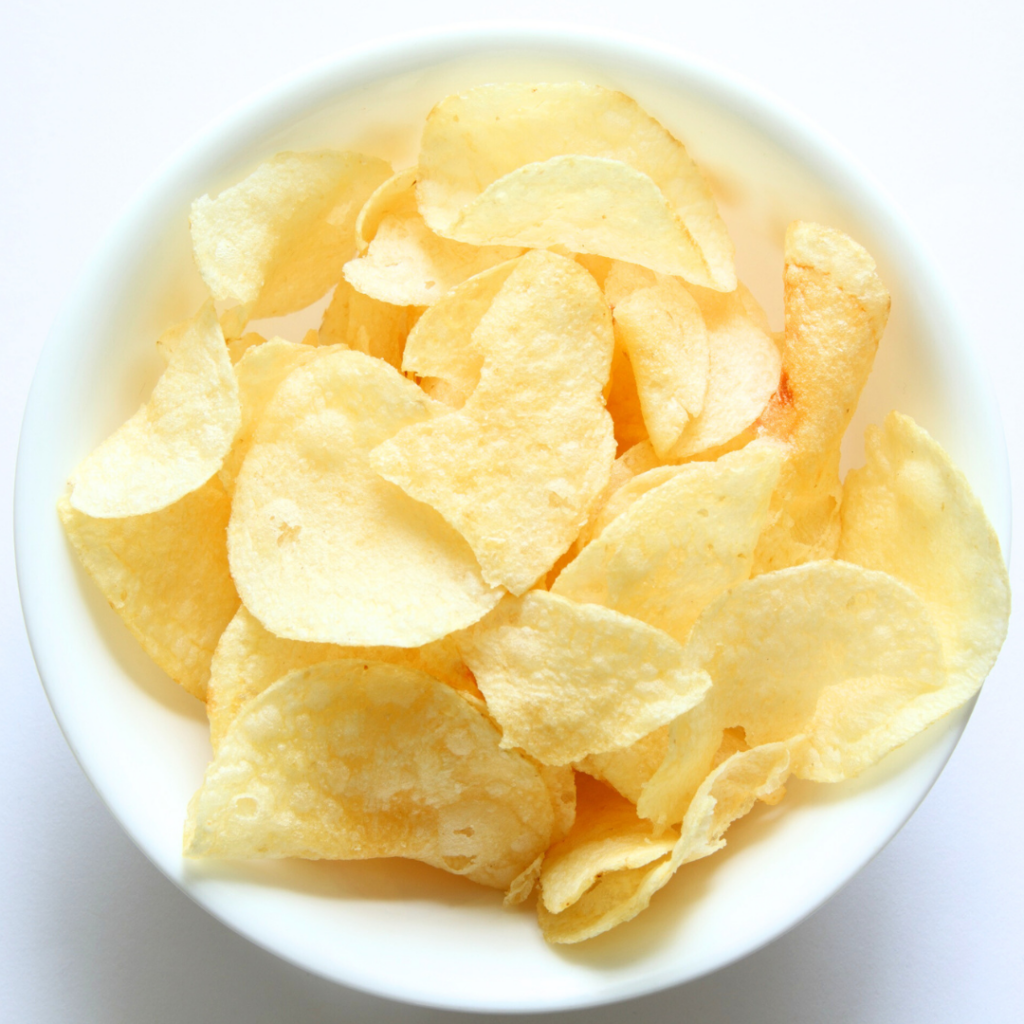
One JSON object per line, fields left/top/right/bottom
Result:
{"left": 400, "top": 258, "right": 520, "bottom": 407}
{"left": 228, "top": 347, "right": 501, "bottom": 646}
{"left": 539, "top": 744, "right": 790, "bottom": 943}
{"left": 219, "top": 337, "right": 319, "bottom": 496}
{"left": 58, "top": 477, "right": 239, "bottom": 701}
{"left": 458, "top": 592, "right": 710, "bottom": 765}
{"left": 540, "top": 775, "right": 676, "bottom": 914}
{"left": 576, "top": 726, "right": 670, "bottom": 804}
{"left": 190, "top": 150, "right": 391, "bottom": 326}
{"left": 552, "top": 440, "right": 783, "bottom": 643}
{"left": 417, "top": 84, "right": 735, "bottom": 289}
{"left": 610, "top": 275, "right": 709, "bottom": 458}
{"left": 318, "top": 276, "right": 417, "bottom": 369}
{"left": 69, "top": 301, "right": 240, "bottom": 518}
{"left": 753, "top": 222, "right": 890, "bottom": 573}
{"left": 185, "top": 660, "right": 556, "bottom": 890}
{"left": 343, "top": 167, "right": 521, "bottom": 306}
{"left": 638, "top": 561, "right": 945, "bottom": 829}
{"left": 665, "top": 284, "right": 781, "bottom": 461}
{"left": 606, "top": 341, "right": 649, "bottom": 453}
{"left": 371, "top": 250, "right": 615, "bottom": 594}
{"left": 206, "top": 605, "right": 481, "bottom": 751}
{"left": 838, "top": 412, "right": 1010, "bottom": 717}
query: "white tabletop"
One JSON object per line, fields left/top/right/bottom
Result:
{"left": 3, "top": 3, "right": 1022, "bottom": 1021}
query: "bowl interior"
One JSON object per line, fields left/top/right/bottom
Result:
{"left": 15, "top": 28, "right": 1011, "bottom": 1014}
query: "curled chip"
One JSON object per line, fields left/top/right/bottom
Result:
{"left": 417, "top": 83, "right": 736, "bottom": 290}
{"left": 318, "top": 276, "right": 417, "bottom": 370}
{"left": 838, "top": 412, "right": 1011, "bottom": 715}
{"left": 604, "top": 263, "right": 710, "bottom": 459}
{"left": 228, "top": 347, "right": 501, "bottom": 646}
{"left": 219, "top": 337, "right": 318, "bottom": 496}
{"left": 372, "top": 250, "right": 615, "bottom": 594}
{"left": 458, "top": 592, "right": 710, "bottom": 765}
{"left": 754, "top": 222, "right": 890, "bottom": 573}
{"left": 400, "top": 258, "right": 520, "bottom": 407}
{"left": 68, "top": 301, "right": 240, "bottom": 518}
{"left": 190, "top": 150, "right": 391, "bottom": 327}
{"left": 206, "top": 605, "right": 480, "bottom": 751}
{"left": 638, "top": 561, "right": 945, "bottom": 829}
{"left": 665, "top": 284, "right": 781, "bottom": 461}
{"left": 553, "top": 440, "right": 783, "bottom": 643}
{"left": 59, "top": 478, "right": 239, "bottom": 701}
{"left": 540, "top": 743, "right": 790, "bottom": 944}
{"left": 185, "top": 660, "right": 557, "bottom": 891}
{"left": 343, "top": 167, "right": 521, "bottom": 307}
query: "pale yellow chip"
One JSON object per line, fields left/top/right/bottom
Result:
{"left": 206, "top": 604, "right": 481, "bottom": 751}
{"left": 185, "top": 660, "right": 556, "bottom": 890}
{"left": 838, "top": 412, "right": 1010, "bottom": 717}
{"left": 219, "top": 337, "right": 319, "bottom": 496}
{"left": 665, "top": 284, "right": 781, "bottom": 461}
{"left": 609, "top": 273, "right": 709, "bottom": 458}
{"left": 58, "top": 477, "right": 239, "bottom": 701}
{"left": 400, "top": 258, "right": 520, "bottom": 407}
{"left": 343, "top": 166, "right": 521, "bottom": 306}
{"left": 576, "top": 725, "right": 670, "bottom": 804}
{"left": 318, "top": 276, "right": 417, "bottom": 370}
{"left": 371, "top": 250, "right": 615, "bottom": 594}
{"left": 539, "top": 743, "right": 790, "bottom": 943}
{"left": 753, "top": 222, "right": 890, "bottom": 573}
{"left": 68, "top": 301, "right": 240, "bottom": 518}
{"left": 190, "top": 150, "right": 391, "bottom": 326}
{"left": 552, "top": 440, "right": 783, "bottom": 643}
{"left": 417, "top": 84, "right": 735, "bottom": 290}
{"left": 228, "top": 347, "right": 501, "bottom": 646}
{"left": 637, "top": 561, "right": 945, "bottom": 829}
{"left": 227, "top": 331, "right": 267, "bottom": 363}
{"left": 458, "top": 592, "right": 710, "bottom": 766}
{"left": 540, "top": 775, "right": 676, "bottom": 915}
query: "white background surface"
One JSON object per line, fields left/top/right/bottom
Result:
{"left": 2, "top": 2, "right": 1021, "bottom": 1022}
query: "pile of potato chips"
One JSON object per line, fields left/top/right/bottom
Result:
{"left": 59, "top": 83, "right": 1010, "bottom": 945}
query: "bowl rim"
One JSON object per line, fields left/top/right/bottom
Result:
{"left": 14, "top": 21, "right": 1012, "bottom": 1014}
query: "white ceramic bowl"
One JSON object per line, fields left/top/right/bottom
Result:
{"left": 14, "top": 25, "right": 1011, "bottom": 1014}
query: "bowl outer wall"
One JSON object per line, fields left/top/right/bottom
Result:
{"left": 14, "top": 24, "right": 1012, "bottom": 1014}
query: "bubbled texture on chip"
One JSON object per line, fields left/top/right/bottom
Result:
{"left": 185, "top": 660, "right": 556, "bottom": 890}
{"left": 371, "top": 250, "right": 615, "bottom": 594}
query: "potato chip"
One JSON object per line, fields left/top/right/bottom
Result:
{"left": 637, "top": 561, "right": 945, "bottom": 829}
{"left": 318, "top": 276, "right": 417, "bottom": 370}
{"left": 838, "top": 412, "right": 1010, "bottom": 717}
{"left": 185, "top": 660, "right": 556, "bottom": 890}
{"left": 400, "top": 258, "right": 520, "bottom": 407}
{"left": 228, "top": 347, "right": 501, "bottom": 646}
{"left": 753, "top": 222, "right": 890, "bottom": 573}
{"left": 552, "top": 440, "right": 783, "bottom": 643}
{"left": 219, "top": 337, "right": 318, "bottom": 496}
{"left": 539, "top": 743, "right": 790, "bottom": 943}
{"left": 343, "top": 167, "right": 521, "bottom": 306}
{"left": 206, "top": 605, "right": 481, "bottom": 751}
{"left": 458, "top": 592, "right": 710, "bottom": 765}
{"left": 58, "top": 477, "right": 239, "bottom": 701}
{"left": 371, "top": 250, "right": 615, "bottom": 594}
{"left": 417, "top": 84, "right": 735, "bottom": 289}
{"left": 190, "top": 150, "right": 391, "bottom": 326}
{"left": 69, "top": 301, "right": 240, "bottom": 518}
{"left": 609, "top": 274, "right": 709, "bottom": 458}
{"left": 606, "top": 341, "right": 649, "bottom": 453}
{"left": 664, "top": 284, "right": 781, "bottom": 461}
{"left": 576, "top": 726, "right": 670, "bottom": 804}
{"left": 540, "top": 776, "right": 676, "bottom": 915}
{"left": 227, "top": 331, "right": 267, "bottom": 363}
